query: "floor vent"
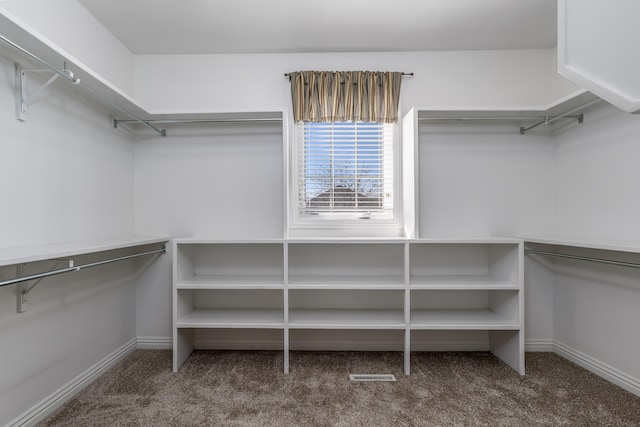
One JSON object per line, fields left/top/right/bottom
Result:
{"left": 349, "top": 374, "right": 396, "bottom": 382}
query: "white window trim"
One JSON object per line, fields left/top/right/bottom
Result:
{"left": 287, "top": 117, "right": 403, "bottom": 237}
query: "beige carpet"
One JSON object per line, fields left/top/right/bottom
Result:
{"left": 38, "top": 350, "right": 640, "bottom": 426}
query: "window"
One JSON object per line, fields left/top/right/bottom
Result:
{"left": 292, "top": 121, "right": 398, "bottom": 228}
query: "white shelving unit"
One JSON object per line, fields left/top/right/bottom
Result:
{"left": 173, "top": 237, "right": 524, "bottom": 375}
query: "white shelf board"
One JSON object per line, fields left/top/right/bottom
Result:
{"left": 177, "top": 309, "right": 284, "bottom": 328}
{"left": 522, "top": 236, "right": 640, "bottom": 254}
{"left": 287, "top": 238, "right": 408, "bottom": 244}
{"left": 0, "top": 236, "right": 169, "bottom": 267}
{"left": 415, "top": 90, "right": 600, "bottom": 121}
{"left": 174, "top": 238, "right": 284, "bottom": 245}
{"left": 288, "top": 275, "right": 405, "bottom": 289}
{"left": 177, "top": 275, "right": 284, "bottom": 289}
{"left": 410, "top": 309, "right": 519, "bottom": 330}
{"left": 288, "top": 309, "right": 405, "bottom": 329}
{"left": 410, "top": 276, "right": 519, "bottom": 290}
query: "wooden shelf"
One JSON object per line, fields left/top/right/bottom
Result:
{"left": 288, "top": 309, "right": 405, "bottom": 329}
{"left": 0, "top": 236, "right": 169, "bottom": 267}
{"left": 522, "top": 236, "right": 640, "bottom": 254}
{"left": 177, "top": 275, "right": 284, "bottom": 289}
{"left": 410, "top": 276, "right": 518, "bottom": 290}
{"left": 288, "top": 275, "right": 404, "bottom": 289}
{"left": 177, "top": 309, "right": 284, "bottom": 328}
{"left": 410, "top": 309, "right": 519, "bottom": 330}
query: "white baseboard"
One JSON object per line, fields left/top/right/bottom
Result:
{"left": 553, "top": 340, "right": 640, "bottom": 397}
{"left": 136, "top": 336, "right": 172, "bottom": 350}
{"left": 9, "top": 338, "right": 137, "bottom": 427}
{"left": 525, "top": 339, "right": 554, "bottom": 352}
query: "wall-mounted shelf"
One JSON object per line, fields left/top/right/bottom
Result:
{"left": 0, "top": 10, "right": 285, "bottom": 136}
{"left": 0, "top": 236, "right": 169, "bottom": 313}
{"left": 522, "top": 236, "right": 640, "bottom": 254}
{"left": 0, "top": 236, "right": 169, "bottom": 268}
{"left": 416, "top": 89, "right": 602, "bottom": 134}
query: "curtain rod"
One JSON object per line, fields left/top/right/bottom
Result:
{"left": 526, "top": 248, "right": 640, "bottom": 269}
{"left": 0, "top": 34, "right": 167, "bottom": 137}
{"left": 284, "top": 72, "right": 414, "bottom": 77}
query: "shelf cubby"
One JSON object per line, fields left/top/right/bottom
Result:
{"left": 287, "top": 242, "right": 405, "bottom": 289}
{"left": 409, "top": 290, "right": 520, "bottom": 329}
{"left": 175, "top": 241, "right": 284, "bottom": 289}
{"left": 288, "top": 289, "right": 405, "bottom": 329}
{"left": 409, "top": 242, "right": 520, "bottom": 289}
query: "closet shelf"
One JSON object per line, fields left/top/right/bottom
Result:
{"left": 173, "top": 238, "right": 524, "bottom": 375}
{"left": 416, "top": 90, "right": 601, "bottom": 134}
{"left": 522, "top": 236, "right": 640, "bottom": 254}
{"left": 177, "top": 309, "right": 284, "bottom": 329}
{"left": 0, "top": 11, "right": 283, "bottom": 135}
{"left": 288, "top": 275, "right": 404, "bottom": 289}
{"left": 177, "top": 275, "right": 284, "bottom": 289}
{"left": 288, "top": 309, "right": 405, "bottom": 329}
{"left": 0, "top": 236, "right": 169, "bottom": 268}
{"left": 409, "top": 276, "right": 518, "bottom": 290}
{"left": 410, "top": 309, "right": 519, "bottom": 330}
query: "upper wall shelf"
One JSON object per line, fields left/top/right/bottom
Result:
{"left": 0, "top": 236, "right": 169, "bottom": 268}
{"left": 522, "top": 236, "right": 640, "bottom": 255}
{"left": 0, "top": 11, "right": 284, "bottom": 136}
{"left": 416, "top": 90, "right": 602, "bottom": 134}
{"left": 0, "top": 11, "right": 152, "bottom": 121}
{"left": 0, "top": 236, "right": 169, "bottom": 313}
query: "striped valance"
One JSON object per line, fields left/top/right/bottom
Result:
{"left": 288, "top": 71, "right": 402, "bottom": 123}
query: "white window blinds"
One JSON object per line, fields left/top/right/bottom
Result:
{"left": 297, "top": 121, "right": 394, "bottom": 218}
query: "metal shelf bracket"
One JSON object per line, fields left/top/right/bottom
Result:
{"left": 2, "top": 245, "right": 166, "bottom": 313}
{"left": 15, "top": 64, "right": 79, "bottom": 122}
{"left": 16, "top": 259, "right": 75, "bottom": 313}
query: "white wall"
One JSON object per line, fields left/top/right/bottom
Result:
{"left": 0, "top": 0, "right": 135, "bottom": 94}
{"left": 133, "top": 49, "right": 564, "bottom": 114}
{"left": 554, "top": 102, "right": 640, "bottom": 240}
{"left": 546, "top": 102, "right": 640, "bottom": 389}
{"left": 417, "top": 122, "right": 554, "bottom": 238}
{"left": 0, "top": 51, "right": 138, "bottom": 425}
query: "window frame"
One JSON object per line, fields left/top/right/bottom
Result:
{"left": 288, "top": 118, "right": 403, "bottom": 236}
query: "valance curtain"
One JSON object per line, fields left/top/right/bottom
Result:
{"left": 289, "top": 71, "right": 402, "bottom": 123}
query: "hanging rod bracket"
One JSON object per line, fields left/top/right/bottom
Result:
{"left": 2, "top": 246, "right": 166, "bottom": 313}
{"left": 14, "top": 64, "right": 77, "bottom": 121}
{"left": 113, "top": 118, "right": 167, "bottom": 137}
{"left": 16, "top": 259, "right": 75, "bottom": 313}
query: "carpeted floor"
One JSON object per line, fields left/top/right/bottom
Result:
{"left": 38, "top": 350, "right": 640, "bottom": 426}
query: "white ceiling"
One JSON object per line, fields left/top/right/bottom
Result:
{"left": 78, "top": 0, "right": 557, "bottom": 55}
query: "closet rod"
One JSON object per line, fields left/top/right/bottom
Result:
{"left": 418, "top": 115, "right": 582, "bottom": 122}
{"left": 0, "top": 34, "right": 79, "bottom": 84}
{"left": 525, "top": 249, "right": 640, "bottom": 269}
{"left": 0, "top": 247, "right": 166, "bottom": 288}
{"left": 0, "top": 34, "right": 167, "bottom": 137}
{"left": 519, "top": 98, "right": 602, "bottom": 134}
{"left": 113, "top": 117, "right": 283, "bottom": 126}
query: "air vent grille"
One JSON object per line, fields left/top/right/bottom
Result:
{"left": 349, "top": 374, "right": 396, "bottom": 382}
